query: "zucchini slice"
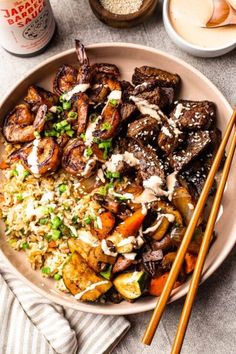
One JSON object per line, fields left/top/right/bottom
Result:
{"left": 113, "top": 271, "right": 147, "bottom": 300}
{"left": 62, "top": 251, "right": 112, "bottom": 302}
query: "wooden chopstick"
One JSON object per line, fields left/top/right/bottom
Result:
{"left": 171, "top": 127, "right": 236, "bottom": 354}
{"left": 142, "top": 108, "right": 236, "bottom": 346}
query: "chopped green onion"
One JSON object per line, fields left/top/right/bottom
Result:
{"left": 58, "top": 184, "right": 67, "bottom": 194}
{"left": 45, "top": 129, "right": 60, "bottom": 137}
{"left": 51, "top": 229, "right": 61, "bottom": 240}
{"left": 41, "top": 267, "right": 51, "bottom": 274}
{"left": 90, "top": 113, "right": 98, "bottom": 122}
{"left": 64, "top": 124, "right": 72, "bottom": 131}
{"left": 83, "top": 216, "right": 92, "bottom": 225}
{"left": 53, "top": 120, "right": 68, "bottom": 131}
{"left": 96, "top": 183, "right": 113, "bottom": 199}
{"left": 21, "top": 242, "right": 29, "bottom": 250}
{"left": 63, "top": 101, "right": 71, "bottom": 110}
{"left": 85, "top": 147, "right": 93, "bottom": 158}
{"left": 101, "top": 122, "right": 112, "bottom": 131}
{"left": 51, "top": 216, "right": 62, "bottom": 229}
{"left": 80, "top": 133, "right": 86, "bottom": 141}
{"left": 12, "top": 168, "right": 19, "bottom": 177}
{"left": 39, "top": 217, "right": 49, "bottom": 225}
{"left": 100, "top": 265, "right": 112, "bottom": 280}
{"left": 68, "top": 111, "right": 78, "bottom": 119}
{"left": 54, "top": 273, "right": 62, "bottom": 281}
{"left": 59, "top": 95, "right": 65, "bottom": 103}
{"left": 46, "top": 112, "right": 54, "bottom": 121}
{"left": 66, "top": 130, "right": 75, "bottom": 137}
{"left": 22, "top": 170, "right": 30, "bottom": 181}
{"left": 105, "top": 171, "right": 120, "bottom": 180}
{"left": 109, "top": 99, "right": 118, "bottom": 106}
{"left": 16, "top": 194, "right": 23, "bottom": 202}
{"left": 34, "top": 131, "right": 40, "bottom": 139}
{"left": 72, "top": 215, "right": 78, "bottom": 224}
{"left": 56, "top": 106, "right": 63, "bottom": 114}
{"left": 98, "top": 139, "right": 112, "bottom": 160}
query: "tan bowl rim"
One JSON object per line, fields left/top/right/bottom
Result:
{"left": 0, "top": 42, "right": 234, "bottom": 315}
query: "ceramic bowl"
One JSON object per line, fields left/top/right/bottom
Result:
{"left": 163, "top": 0, "right": 236, "bottom": 57}
{"left": 0, "top": 43, "right": 235, "bottom": 315}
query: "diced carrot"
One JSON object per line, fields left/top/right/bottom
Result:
{"left": 149, "top": 272, "right": 182, "bottom": 297}
{"left": 0, "top": 194, "right": 5, "bottom": 203}
{"left": 0, "top": 161, "right": 9, "bottom": 170}
{"left": 92, "top": 211, "right": 115, "bottom": 240}
{"left": 116, "top": 209, "right": 146, "bottom": 237}
{"left": 48, "top": 240, "right": 57, "bottom": 248}
{"left": 185, "top": 252, "right": 197, "bottom": 274}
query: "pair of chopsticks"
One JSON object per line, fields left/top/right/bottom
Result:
{"left": 142, "top": 108, "right": 236, "bottom": 353}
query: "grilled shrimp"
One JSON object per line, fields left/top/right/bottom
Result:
{"left": 3, "top": 104, "right": 47, "bottom": 144}
{"left": 75, "top": 39, "right": 91, "bottom": 84}
{"left": 62, "top": 138, "right": 96, "bottom": 177}
{"left": 24, "top": 85, "right": 58, "bottom": 111}
{"left": 93, "top": 79, "right": 122, "bottom": 140}
{"left": 53, "top": 64, "right": 78, "bottom": 96}
{"left": 10, "top": 137, "right": 60, "bottom": 175}
{"left": 91, "top": 63, "right": 120, "bottom": 82}
{"left": 71, "top": 92, "right": 90, "bottom": 135}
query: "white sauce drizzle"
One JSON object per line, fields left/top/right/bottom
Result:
{"left": 105, "top": 151, "right": 139, "bottom": 172}
{"left": 97, "top": 168, "right": 106, "bottom": 183}
{"left": 117, "top": 236, "right": 136, "bottom": 247}
{"left": 96, "top": 216, "right": 103, "bottom": 230}
{"left": 74, "top": 281, "right": 109, "bottom": 300}
{"left": 27, "top": 139, "right": 40, "bottom": 176}
{"left": 143, "top": 175, "right": 168, "bottom": 197}
{"left": 161, "top": 126, "right": 173, "bottom": 138}
{"left": 84, "top": 119, "right": 99, "bottom": 146}
{"left": 81, "top": 159, "right": 96, "bottom": 177}
{"left": 62, "top": 83, "right": 90, "bottom": 101}
{"left": 101, "top": 239, "right": 117, "bottom": 257}
{"left": 124, "top": 252, "right": 137, "bottom": 260}
{"left": 166, "top": 171, "right": 178, "bottom": 201}
{"left": 77, "top": 230, "right": 99, "bottom": 247}
{"left": 143, "top": 213, "right": 175, "bottom": 234}
{"left": 108, "top": 90, "right": 122, "bottom": 101}
{"left": 130, "top": 96, "right": 165, "bottom": 121}
{"left": 188, "top": 203, "right": 194, "bottom": 210}
{"left": 174, "top": 103, "right": 183, "bottom": 119}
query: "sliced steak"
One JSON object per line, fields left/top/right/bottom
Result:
{"left": 132, "top": 87, "right": 174, "bottom": 110}
{"left": 127, "top": 116, "right": 159, "bottom": 145}
{"left": 157, "top": 123, "right": 185, "bottom": 155}
{"left": 120, "top": 80, "right": 134, "bottom": 102}
{"left": 128, "top": 139, "right": 165, "bottom": 182}
{"left": 113, "top": 256, "right": 134, "bottom": 274}
{"left": 168, "top": 131, "right": 211, "bottom": 171}
{"left": 120, "top": 102, "right": 138, "bottom": 122}
{"left": 170, "top": 100, "right": 216, "bottom": 130}
{"left": 132, "top": 66, "right": 180, "bottom": 89}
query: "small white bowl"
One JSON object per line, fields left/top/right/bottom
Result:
{"left": 163, "top": 0, "right": 236, "bottom": 57}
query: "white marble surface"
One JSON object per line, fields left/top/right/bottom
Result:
{"left": 0, "top": 1, "right": 236, "bottom": 353}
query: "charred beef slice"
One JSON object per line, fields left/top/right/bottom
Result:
{"left": 127, "top": 115, "right": 159, "bottom": 145}
{"left": 157, "top": 123, "right": 185, "bottom": 155}
{"left": 170, "top": 100, "right": 216, "bottom": 130}
{"left": 120, "top": 80, "right": 134, "bottom": 102}
{"left": 168, "top": 130, "right": 211, "bottom": 171}
{"left": 128, "top": 139, "right": 165, "bottom": 182}
{"left": 120, "top": 103, "right": 138, "bottom": 122}
{"left": 132, "top": 66, "right": 180, "bottom": 90}
{"left": 132, "top": 87, "right": 175, "bottom": 110}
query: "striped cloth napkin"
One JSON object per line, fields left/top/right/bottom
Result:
{"left": 0, "top": 259, "right": 130, "bottom": 354}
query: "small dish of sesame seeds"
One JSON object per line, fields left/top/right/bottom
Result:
{"left": 89, "top": 0, "right": 159, "bottom": 28}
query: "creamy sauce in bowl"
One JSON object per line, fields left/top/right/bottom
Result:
{"left": 169, "top": 0, "right": 236, "bottom": 48}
